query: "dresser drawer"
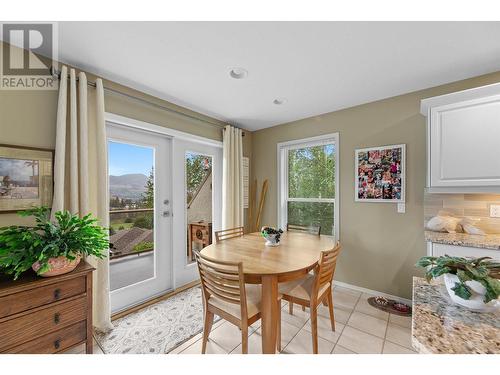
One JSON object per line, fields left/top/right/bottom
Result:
{"left": 3, "top": 321, "right": 87, "bottom": 354}
{"left": 0, "top": 296, "right": 87, "bottom": 351}
{"left": 0, "top": 276, "right": 86, "bottom": 318}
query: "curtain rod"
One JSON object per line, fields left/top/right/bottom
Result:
{"left": 49, "top": 66, "right": 245, "bottom": 134}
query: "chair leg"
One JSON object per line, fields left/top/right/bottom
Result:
{"left": 310, "top": 306, "right": 318, "bottom": 354}
{"left": 327, "top": 290, "right": 336, "bottom": 331}
{"left": 241, "top": 324, "right": 248, "bottom": 354}
{"left": 201, "top": 310, "right": 214, "bottom": 354}
{"left": 277, "top": 300, "right": 282, "bottom": 352}
{"left": 288, "top": 301, "right": 293, "bottom": 315}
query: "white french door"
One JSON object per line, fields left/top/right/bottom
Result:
{"left": 107, "top": 123, "right": 173, "bottom": 313}
{"left": 172, "top": 139, "right": 222, "bottom": 287}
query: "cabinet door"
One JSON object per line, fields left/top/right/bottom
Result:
{"left": 429, "top": 95, "right": 500, "bottom": 187}
{"left": 431, "top": 243, "right": 500, "bottom": 261}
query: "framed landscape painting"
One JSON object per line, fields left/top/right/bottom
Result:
{"left": 355, "top": 144, "right": 405, "bottom": 203}
{"left": 0, "top": 145, "right": 53, "bottom": 212}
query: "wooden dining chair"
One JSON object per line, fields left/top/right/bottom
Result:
{"left": 286, "top": 223, "right": 322, "bottom": 312}
{"left": 286, "top": 223, "right": 321, "bottom": 236}
{"left": 278, "top": 243, "right": 342, "bottom": 353}
{"left": 214, "top": 226, "right": 244, "bottom": 242}
{"left": 194, "top": 250, "right": 263, "bottom": 354}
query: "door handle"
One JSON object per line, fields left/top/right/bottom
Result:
{"left": 162, "top": 211, "right": 170, "bottom": 217}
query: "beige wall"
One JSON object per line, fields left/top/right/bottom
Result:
{"left": 0, "top": 42, "right": 252, "bottom": 227}
{"left": 252, "top": 71, "right": 500, "bottom": 299}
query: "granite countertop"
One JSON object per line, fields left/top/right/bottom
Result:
{"left": 412, "top": 277, "right": 500, "bottom": 354}
{"left": 425, "top": 230, "right": 500, "bottom": 250}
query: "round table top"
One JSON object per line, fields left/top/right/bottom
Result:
{"left": 201, "top": 231, "right": 336, "bottom": 278}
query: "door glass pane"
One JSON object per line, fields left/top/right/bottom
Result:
{"left": 288, "top": 144, "right": 335, "bottom": 199}
{"left": 108, "top": 141, "right": 155, "bottom": 291}
{"left": 287, "top": 201, "right": 334, "bottom": 236}
{"left": 186, "top": 152, "right": 212, "bottom": 264}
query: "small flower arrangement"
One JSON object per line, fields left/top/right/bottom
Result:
{"left": 261, "top": 226, "right": 283, "bottom": 247}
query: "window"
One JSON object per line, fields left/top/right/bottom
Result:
{"left": 278, "top": 134, "right": 339, "bottom": 237}
{"left": 185, "top": 151, "right": 213, "bottom": 264}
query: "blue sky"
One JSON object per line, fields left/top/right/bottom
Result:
{"left": 108, "top": 141, "right": 153, "bottom": 176}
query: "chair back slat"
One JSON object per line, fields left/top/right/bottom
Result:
{"left": 201, "top": 272, "right": 241, "bottom": 296}
{"left": 200, "top": 269, "right": 241, "bottom": 286}
{"left": 312, "top": 243, "right": 341, "bottom": 300}
{"left": 287, "top": 223, "right": 321, "bottom": 236}
{"left": 203, "top": 284, "right": 241, "bottom": 304}
{"left": 197, "top": 260, "right": 241, "bottom": 277}
{"left": 199, "top": 270, "right": 240, "bottom": 285}
{"left": 194, "top": 251, "right": 248, "bottom": 317}
{"left": 215, "top": 226, "right": 244, "bottom": 242}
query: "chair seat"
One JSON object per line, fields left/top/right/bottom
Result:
{"left": 208, "top": 284, "right": 261, "bottom": 319}
{"left": 279, "top": 274, "right": 330, "bottom": 302}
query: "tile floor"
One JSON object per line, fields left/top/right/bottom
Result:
{"left": 166, "top": 285, "right": 417, "bottom": 354}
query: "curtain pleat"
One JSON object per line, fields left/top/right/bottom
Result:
{"left": 78, "top": 72, "right": 89, "bottom": 215}
{"left": 69, "top": 69, "right": 79, "bottom": 214}
{"left": 222, "top": 125, "right": 244, "bottom": 228}
{"left": 52, "top": 66, "right": 67, "bottom": 216}
{"left": 91, "top": 78, "right": 113, "bottom": 332}
{"left": 52, "top": 66, "right": 113, "bottom": 333}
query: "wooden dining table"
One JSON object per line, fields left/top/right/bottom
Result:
{"left": 200, "top": 231, "right": 335, "bottom": 354}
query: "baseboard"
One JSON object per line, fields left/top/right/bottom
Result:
{"left": 333, "top": 280, "right": 412, "bottom": 305}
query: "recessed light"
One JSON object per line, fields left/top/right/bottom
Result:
{"left": 273, "top": 98, "right": 287, "bottom": 105}
{"left": 229, "top": 67, "right": 248, "bottom": 79}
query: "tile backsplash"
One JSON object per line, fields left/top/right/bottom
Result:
{"left": 424, "top": 193, "right": 500, "bottom": 234}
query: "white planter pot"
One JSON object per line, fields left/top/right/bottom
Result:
{"left": 443, "top": 273, "right": 499, "bottom": 312}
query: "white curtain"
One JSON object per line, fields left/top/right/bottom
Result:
{"left": 52, "top": 65, "right": 113, "bottom": 332}
{"left": 222, "top": 125, "right": 244, "bottom": 229}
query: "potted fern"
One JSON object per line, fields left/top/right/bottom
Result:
{"left": 0, "top": 206, "right": 108, "bottom": 279}
{"left": 416, "top": 255, "right": 500, "bottom": 312}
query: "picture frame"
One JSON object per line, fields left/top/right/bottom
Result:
{"left": 355, "top": 144, "right": 405, "bottom": 203}
{"left": 0, "top": 144, "right": 54, "bottom": 213}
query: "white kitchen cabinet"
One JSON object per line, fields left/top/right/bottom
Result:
{"left": 427, "top": 242, "right": 500, "bottom": 261}
{"left": 421, "top": 83, "right": 500, "bottom": 193}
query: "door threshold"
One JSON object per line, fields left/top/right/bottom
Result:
{"left": 111, "top": 279, "right": 200, "bottom": 321}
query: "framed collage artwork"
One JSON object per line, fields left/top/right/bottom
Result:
{"left": 355, "top": 144, "right": 405, "bottom": 203}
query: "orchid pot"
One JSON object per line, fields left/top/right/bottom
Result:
{"left": 416, "top": 255, "right": 500, "bottom": 312}
{"left": 443, "top": 273, "right": 499, "bottom": 312}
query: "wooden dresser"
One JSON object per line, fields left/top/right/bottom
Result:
{"left": 0, "top": 261, "right": 94, "bottom": 354}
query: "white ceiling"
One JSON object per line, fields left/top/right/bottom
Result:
{"left": 56, "top": 22, "right": 500, "bottom": 131}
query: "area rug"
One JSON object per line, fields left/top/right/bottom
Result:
{"left": 94, "top": 286, "right": 218, "bottom": 354}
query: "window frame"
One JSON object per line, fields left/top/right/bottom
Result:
{"left": 277, "top": 133, "right": 339, "bottom": 239}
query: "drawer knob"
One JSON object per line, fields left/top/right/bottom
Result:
{"left": 54, "top": 339, "right": 61, "bottom": 350}
{"left": 54, "top": 313, "right": 60, "bottom": 324}
{"left": 54, "top": 288, "right": 61, "bottom": 299}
